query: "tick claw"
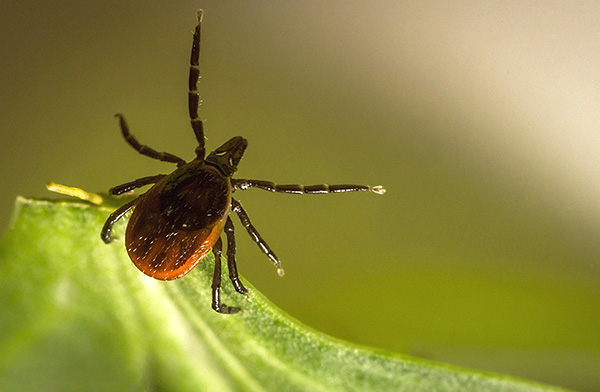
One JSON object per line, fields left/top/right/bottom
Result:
{"left": 370, "top": 185, "right": 386, "bottom": 195}
{"left": 213, "top": 304, "right": 241, "bottom": 314}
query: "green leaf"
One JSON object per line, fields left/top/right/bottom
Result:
{"left": 0, "top": 197, "right": 572, "bottom": 392}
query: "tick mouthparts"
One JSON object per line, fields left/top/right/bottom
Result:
{"left": 370, "top": 185, "right": 386, "bottom": 195}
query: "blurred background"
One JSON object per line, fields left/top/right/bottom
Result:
{"left": 1, "top": 1, "right": 599, "bottom": 390}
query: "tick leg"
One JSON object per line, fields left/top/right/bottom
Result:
{"left": 231, "top": 198, "right": 285, "bottom": 276}
{"left": 231, "top": 179, "right": 385, "bottom": 195}
{"left": 115, "top": 114, "right": 187, "bottom": 167}
{"left": 225, "top": 216, "right": 248, "bottom": 295}
{"left": 109, "top": 175, "right": 166, "bottom": 196}
{"left": 211, "top": 237, "right": 241, "bottom": 314}
{"left": 189, "top": 9, "right": 205, "bottom": 160}
{"left": 101, "top": 199, "right": 137, "bottom": 243}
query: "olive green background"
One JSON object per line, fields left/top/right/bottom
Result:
{"left": 1, "top": 1, "right": 599, "bottom": 391}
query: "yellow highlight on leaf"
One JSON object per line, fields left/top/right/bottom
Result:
{"left": 46, "top": 182, "right": 103, "bottom": 205}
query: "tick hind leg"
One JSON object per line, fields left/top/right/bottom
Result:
{"left": 211, "top": 238, "right": 241, "bottom": 314}
{"left": 115, "top": 114, "right": 187, "bottom": 167}
{"left": 224, "top": 216, "right": 248, "bottom": 295}
{"left": 101, "top": 199, "right": 137, "bottom": 243}
{"left": 231, "top": 198, "right": 285, "bottom": 276}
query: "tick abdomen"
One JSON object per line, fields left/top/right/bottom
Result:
{"left": 125, "top": 162, "right": 231, "bottom": 280}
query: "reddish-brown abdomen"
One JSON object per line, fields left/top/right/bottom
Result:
{"left": 125, "top": 162, "right": 231, "bottom": 280}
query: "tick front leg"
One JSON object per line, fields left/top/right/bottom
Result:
{"left": 188, "top": 9, "right": 206, "bottom": 160}
{"left": 211, "top": 237, "right": 241, "bottom": 314}
{"left": 231, "top": 198, "right": 285, "bottom": 276}
{"left": 109, "top": 175, "right": 166, "bottom": 195}
{"left": 101, "top": 199, "right": 137, "bottom": 243}
{"left": 232, "top": 179, "right": 385, "bottom": 195}
{"left": 225, "top": 216, "right": 248, "bottom": 295}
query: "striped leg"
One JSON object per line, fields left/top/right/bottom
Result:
{"left": 115, "top": 114, "right": 186, "bottom": 166}
{"left": 225, "top": 216, "right": 248, "bottom": 295}
{"left": 211, "top": 237, "right": 241, "bottom": 314}
{"left": 189, "top": 9, "right": 206, "bottom": 159}
{"left": 231, "top": 198, "right": 285, "bottom": 277}
{"left": 109, "top": 175, "right": 166, "bottom": 195}
{"left": 101, "top": 199, "right": 137, "bottom": 243}
{"left": 231, "top": 179, "right": 386, "bottom": 195}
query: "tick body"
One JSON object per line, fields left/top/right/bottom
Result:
{"left": 101, "top": 10, "right": 385, "bottom": 314}
{"left": 126, "top": 161, "right": 231, "bottom": 280}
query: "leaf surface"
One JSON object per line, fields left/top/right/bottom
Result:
{"left": 0, "top": 198, "right": 571, "bottom": 392}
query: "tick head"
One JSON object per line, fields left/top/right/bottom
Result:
{"left": 205, "top": 136, "right": 248, "bottom": 176}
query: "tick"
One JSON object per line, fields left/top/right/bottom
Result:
{"left": 101, "top": 10, "right": 385, "bottom": 314}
